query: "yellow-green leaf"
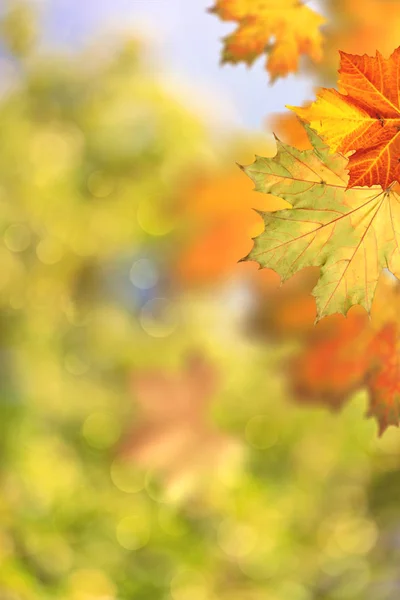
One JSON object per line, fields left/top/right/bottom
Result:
{"left": 241, "top": 124, "right": 400, "bottom": 320}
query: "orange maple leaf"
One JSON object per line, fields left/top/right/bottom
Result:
{"left": 210, "top": 0, "right": 325, "bottom": 80}
{"left": 253, "top": 273, "right": 400, "bottom": 434}
{"left": 292, "top": 312, "right": 400, "bottom": 435}
{"left": 292, "top": 47, "right": 400, "bottom": 189}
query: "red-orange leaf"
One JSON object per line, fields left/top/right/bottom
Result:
{"left": 290, "top": 277, "right": 400, "bottom": 434}
{"left": 292, "top": 47, "right": 400, "bottom": 189}
{"left": 292, "top": 311, "right": 373, "bottom": 409}
{"left": 253, "top": 274, "right": 400, "bottom": 434}
{"left": 292, "top": 312, "right": 400, "bottom": 434}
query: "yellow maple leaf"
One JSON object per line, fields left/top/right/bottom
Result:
{"left": 210, "top": 0, "right": 325, "bottom": 79}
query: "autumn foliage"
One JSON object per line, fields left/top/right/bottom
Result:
{"left": 295, "top": 317, "right": 400, "bottom": 436}
{"left": 210, "top": 0, "right": 325, "bottom": 80}
{"left": 252, "top": 273, "right": 400, "bottom": 434}
{"left": 210, "top": 4, "right": 400, "bottom": 433}
{"left": 293, "top": 48, "right": 400, "bottom": 189}
{"left": 7, "top": 2, "right": 400, "bottom": 599}
{"left": 242, "top": 124, "right": 400, "bottom": 319}
{"left": 294, "top": 278, "right": 400, "bottom": 435}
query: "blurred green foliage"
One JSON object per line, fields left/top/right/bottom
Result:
{"left": 1, "top": 3, "right": 400, "bottom": 600}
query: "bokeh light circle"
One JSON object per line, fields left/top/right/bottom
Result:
{"left": 140, "top": 297, "right": 178, "bottom": 338}
{"left": 245, "top": 415, "right": 279, "bottom": 449}
{"left": 129, "top": 258, "right": 158, "bottom": 290}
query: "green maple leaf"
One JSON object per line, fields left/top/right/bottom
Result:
{"left": 241, "top": 124, "right": 400, "bottom": 320}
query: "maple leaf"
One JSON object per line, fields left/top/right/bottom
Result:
{"left": 291, "top": 47, "right": 400, "bottom": 189}
{"left": 118, "top": 355, "right": 240, "bottom": 498}
{"left": 209, "top": 0, "right": 325, "bottom": 80}
{"left": 241, "top": 123, "right": 400, "bottom": 319}
{"left": 252, "top": 271, "right": 400, "bottom": 434}
{"left": 291, "top": 304, "right": 400, "bottom": 435}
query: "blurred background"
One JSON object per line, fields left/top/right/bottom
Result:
{"left": 2, "top": 1, "right": 400, "bottom": 599}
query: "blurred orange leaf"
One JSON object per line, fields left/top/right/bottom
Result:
{"left": 255, "top": 274, "right": 400, "bottom": 434}
{"left": 292, "top": 312, "right": 400, "bottom": 435}
{"left": 210, "top": 0, "right": 325, "bottom": 80}
{"left": 292, "top": 310, "right": 373, "bottom": 410}
{"left": 176, "top": 170, "right": 285, "bottom": 286}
